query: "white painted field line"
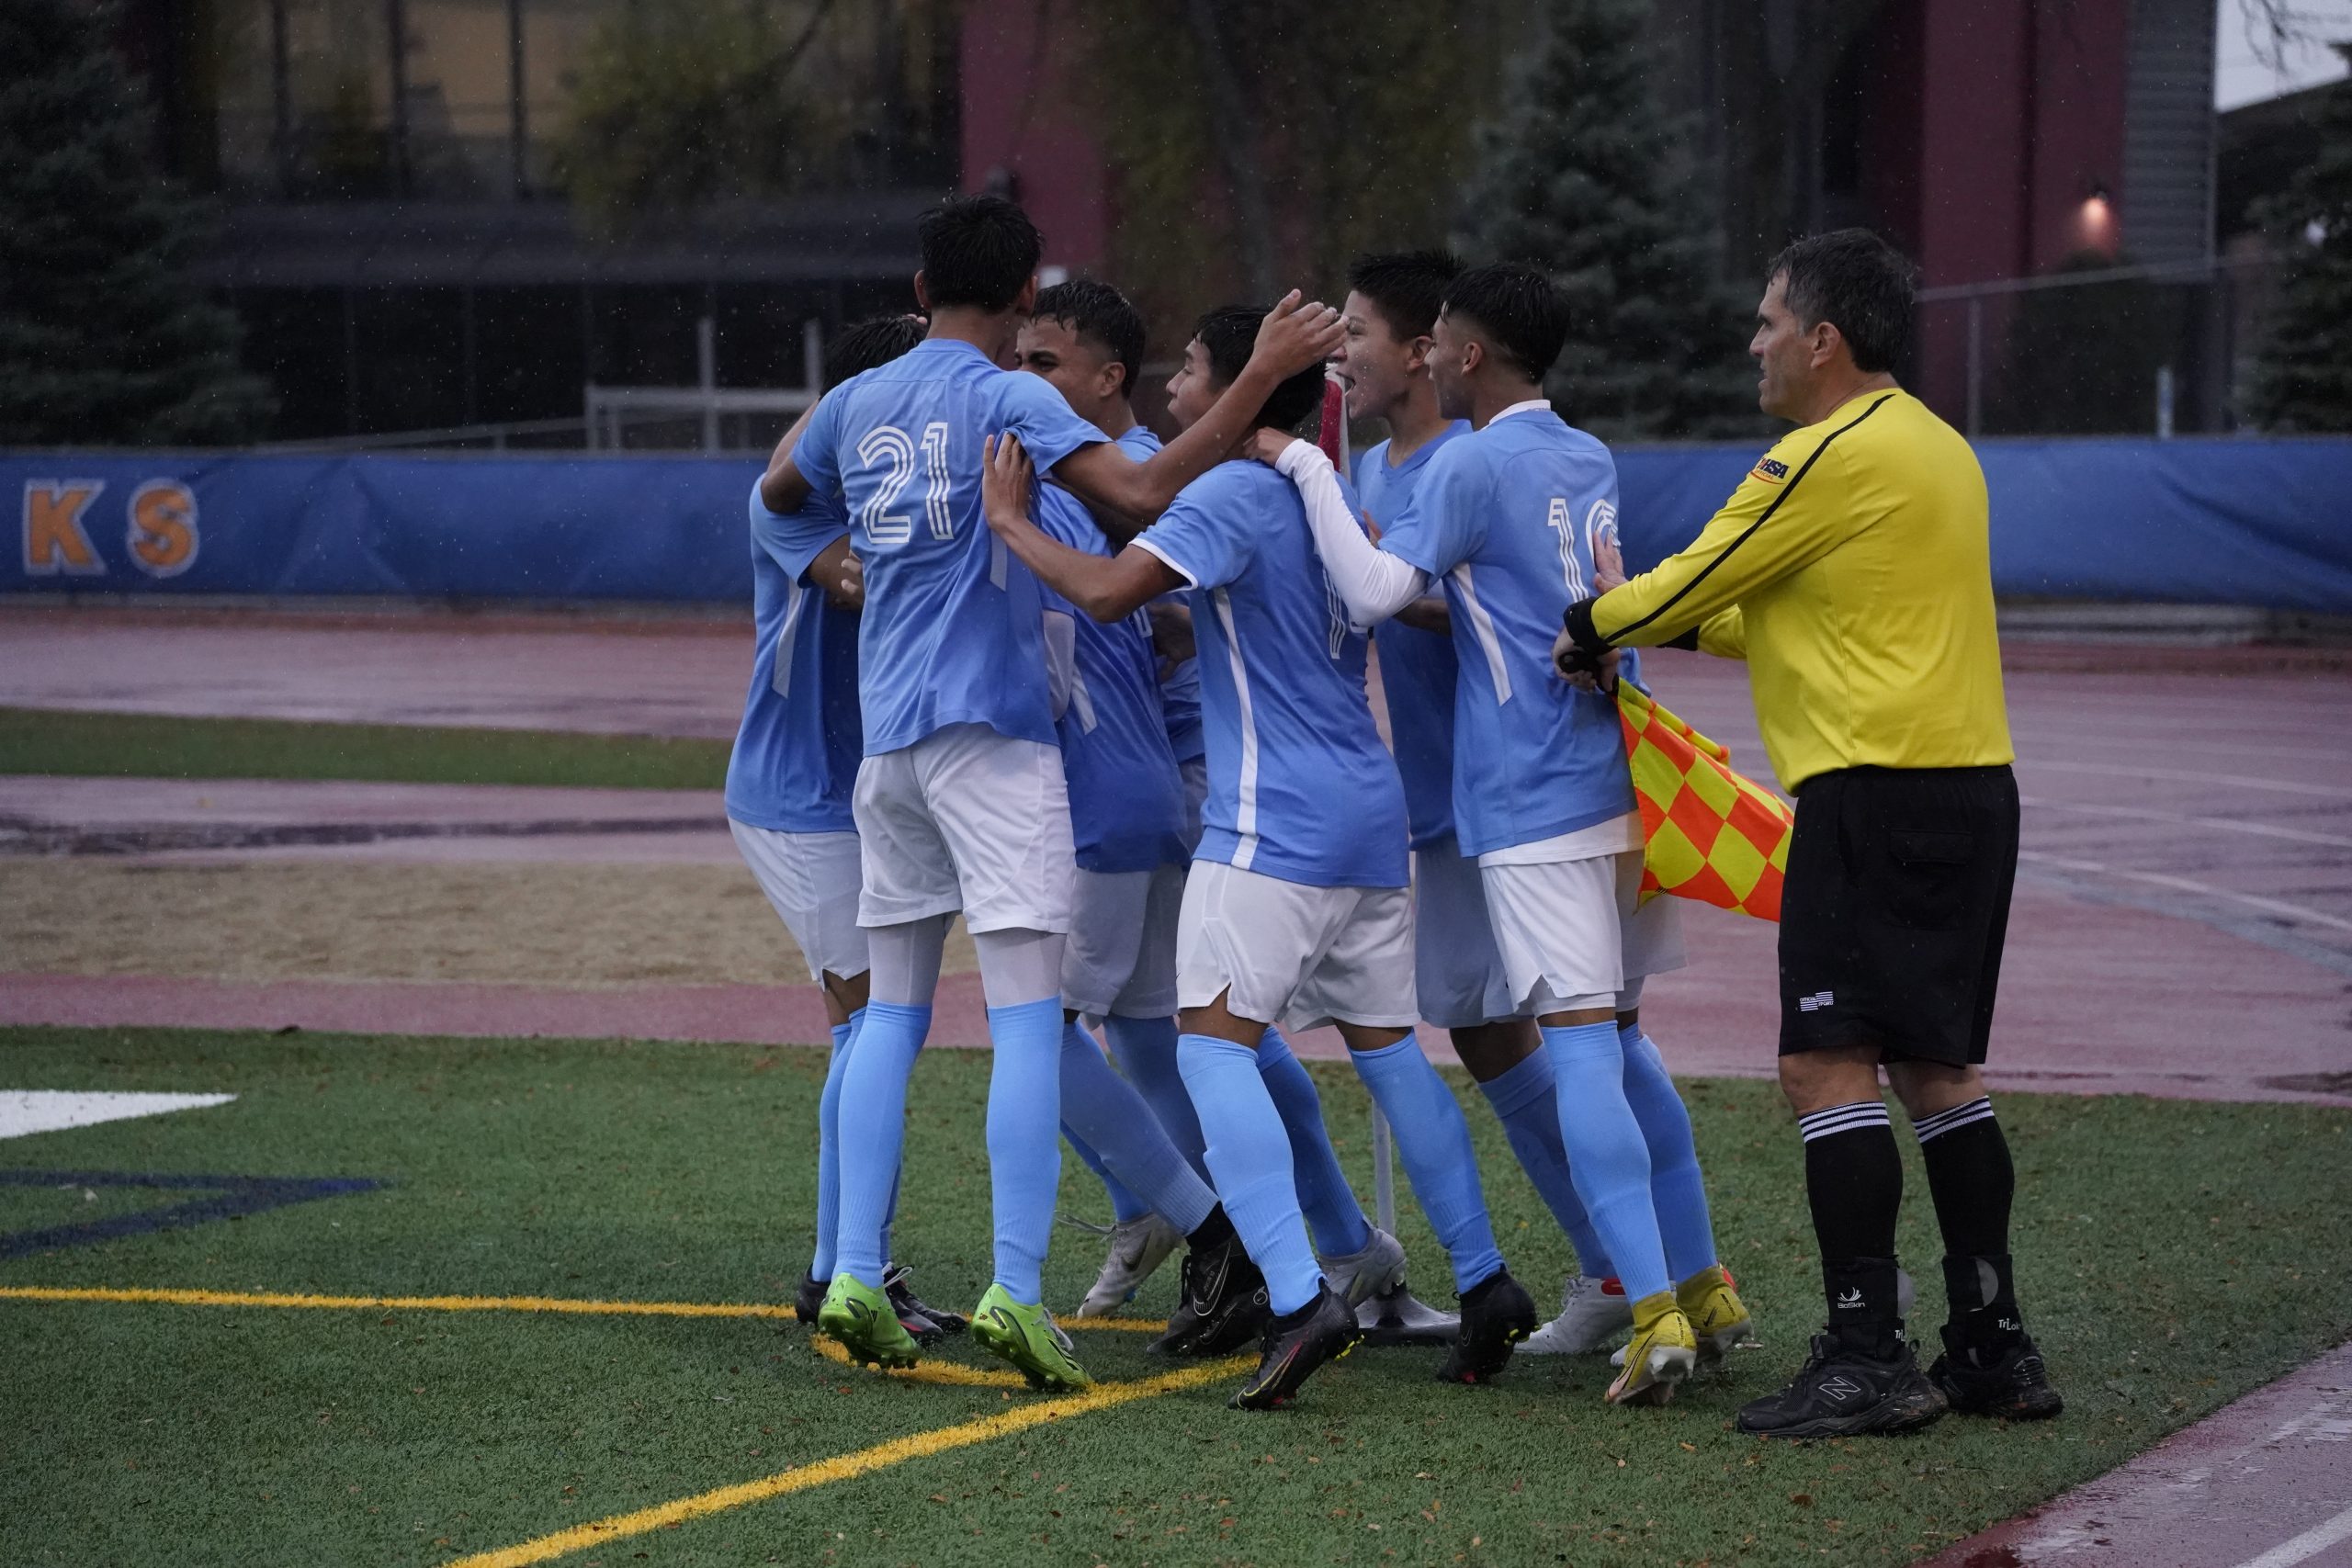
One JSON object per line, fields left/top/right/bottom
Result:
{"left": 2020, "top": 759, "right": 2352, "bottom": 800}
{"left": 2019, "top": 852, "right": 2352, "bottom": 936}
{"left": 2232, "top": 1502, "right": 2352, "bottom": 1568}
{"left": 2022, "top": 796, "right": 2352, "bottom": 850}
{"left": 0, "top": 1091, "right": 237, "bottom": 1141}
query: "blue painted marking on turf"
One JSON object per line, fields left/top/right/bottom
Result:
{"left": 0, "top": 1170, "right": 384, "bottom": 1261}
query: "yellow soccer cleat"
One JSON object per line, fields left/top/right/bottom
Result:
{"left": 1605, "top": 1290, "right": 1698, "bottom": 1405}
{"left": 817, "top": 1274, "right": 922, "bottom": 1370}
{"left": 1677, "top": 1264, "right": 1758, "bottom": 1367}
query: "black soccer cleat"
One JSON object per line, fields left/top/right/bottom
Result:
{"left": 1230, "top": 1284, "right": 1362, "bottom": 1411}
{"left": 793, "top": 1272, "right": 827, "bottom": 1325}
{"left": 883, "top": 1264, "right": 965, "bottom": 1344}
{"left": 1929, "top": 1331, "right": 2064, "bottom": 1420}
{"left": 1148, "top": 1220, "right": 1270, "bottom": 1357}
{"left": 1436, "top": 1269, "right": 1539, "bottom": 1384}
{"left": 1736, "top": 1332, "right": 1949, "bottom": 1439}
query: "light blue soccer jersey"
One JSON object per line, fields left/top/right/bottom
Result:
{"left": 1114, "top": 423, "right": 1206, "bottom": 766}
{"left": 1136, "top": 460, "right": 1408, "bottom": 889}
{"left": 724, "top": 480, "right": 864, "bottom": 834}
{"left": 1378, "top": 406, "right": 1638, "bottom": 857}
{"left": 793, "top": 337, "right": 1105, "bottom": 755}
{"left": 1354, "top": 422, "right": 1469, "bottom": 850}
{"left": 1034, "top": 483, "right": 1190, "bottom": 874}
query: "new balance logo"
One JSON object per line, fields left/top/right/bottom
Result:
{"left": 1799, "top": 991, "right": 1836, "bottom": 1012}
{"left": 1836, "top": 1288, "right": 1864, "bottom": 1309}
{"left": 1819, "top": 1376, "right": 1862, "bottom": 1404}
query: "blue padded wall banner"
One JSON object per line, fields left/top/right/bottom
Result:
{"left": 4, "top": 439, "right": 2347, "bottom": 611}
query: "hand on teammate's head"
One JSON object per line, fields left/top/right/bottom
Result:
{"left": 1250, "top": 291, "right": 1347, "bottom": 379}
{"left": 1246, "top": 428, "right": 1297, "bottom": 468}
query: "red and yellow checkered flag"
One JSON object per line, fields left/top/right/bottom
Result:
{"left": 1617, "top": 682, "right": 1792, "bottom": 920}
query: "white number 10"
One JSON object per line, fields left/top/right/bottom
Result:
{"left": 856, "top": 422, "right": 954, "bottom": 545}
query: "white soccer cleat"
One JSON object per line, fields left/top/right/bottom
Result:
{"left": 1075, "top": 1213, "right": 1183, "bottom": 1317}
{"left": 1320, "top": 1226, "right": 1458, "bottom": 1344}
{"left": 1319, "top": 1225, "right": 1408, "bottom": 1306}
{"left": 1521, "top": 1273, "right": 1634, "bottom": 1357}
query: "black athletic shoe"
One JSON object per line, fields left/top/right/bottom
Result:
{"left": 1230, "top": 1285, "right": 1362, "bottom": 1410}
{"left": 1736, "top": 1333, "right": 1948, "bottom": 1439}
{"left": 793, "top": 1272, "right": 827, "bottom": 1325}
{"left": 883, "top": 1264, "right": 965, "bottom": 1344}
{"left": 1436, "top": 1269, "right": 1538, "bottom": 1384}
{"left": 1148, "top": 1224, "right": 1269, "bottom": 1356}
{"left": 1930, "top": 1331, "right": 2064, "bottom": 1420}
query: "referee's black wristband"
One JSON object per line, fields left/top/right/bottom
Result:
{"left": 1559, "top": 596, "right": 1610, "bottom": 657}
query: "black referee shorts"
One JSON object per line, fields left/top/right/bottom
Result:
{"left": 1777, "top": 764, "right": 2018, "bottom": 1066}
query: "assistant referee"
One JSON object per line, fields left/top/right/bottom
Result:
{"left": 1555, "top": 229, "right": 2063, "bottom": 1439}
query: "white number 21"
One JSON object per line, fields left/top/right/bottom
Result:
{"left": 856, "top": 422, "right": 953, "bottom": 545}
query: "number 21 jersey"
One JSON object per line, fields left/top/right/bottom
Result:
{"left": 793, "top": 337, "right": 1106, "bottom": 756}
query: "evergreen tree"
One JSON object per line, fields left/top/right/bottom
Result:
{"left": 2247, "top": 52, "right": 2352, "bottom": 433}
{"left": 1454, "top": 0, "right": 1760, "bottom": 441}
{"left": 0, "top": 0, "right": 271, "bottom": 446}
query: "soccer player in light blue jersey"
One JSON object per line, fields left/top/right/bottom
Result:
{"left": 1011, "top": 285, "right": 1430, "bottom": 1354}
{"left": 981, "top": 306, "right": 1535, "bottom": 1411}
{"left": 1260, "top": 263, "right": 1751, "bottom": 1406}
{"left": 1012, "top": 279, "right": 1268, "bottom": 1340}
{"left": 1331, "top": 252, "right": 1638, "bottom": 1359}
{"left": 757, "top": 197, "right": 1344, "bottom": 1388}
{"left": 728, "top": 314, "right": 965, "bottom": 1348}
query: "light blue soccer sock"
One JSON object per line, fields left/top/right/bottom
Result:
{"left": 1255, "top": 1027, "right": 1374, "bottom": 1258}
{"left": 1620, "top": 1024, "right": 1719, "bottom": 1281}
{"left": 1476, "top": 1046, "right": 1615, "bottom": 1279}
{"left": 1543, "top": 1021, "right": 1670, "bottom": 1301}
{"left": 1103, "top": 1013, "right": 1209, "bottom": 1177}
{"left": 984, "top": 998, "right": 1067, "bottom": 1302}
{"left": 1065, "top": 1123, "right": 1148, "bottom": 1225}
{"left": 809, "top": 1011, "right": 860, "bottom": 1280}
{"left": 1178, "top": 1033, "right": 1321, "bottom": 1315}
{"left": 1059, "top": 1021, "right": 1216, "bottom": 1234}
{"left": 832, "top": 999, "right": 929, "bottom": 1290}
{"left": 1350, "top": 1037, "right": 1507, "bottom": 1292}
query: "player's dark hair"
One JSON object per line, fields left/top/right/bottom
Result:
{"left": 1440, "top": 263, "right": 1568, "bottom": 383}
{"left": 1767, "top": 229, "right": 1918, "bottom": 373}
{"left": 821, "top": 314, "right": 926, "bottom": 390}
{"left": 1346, "top": 250, "right": 1463, "bottom": 342}
{"left": 916, "top": 195, "right": 1043, "bottom": 312}
{"left": 1033, "top": 278, "right": 1146, "bottom": 394}
{"left": 1193, "top": 304, "right": 1326, "bottom": 433}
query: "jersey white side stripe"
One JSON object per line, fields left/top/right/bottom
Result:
{"left": 769, "top": 578, "right": 806, "bottom": 696}
{"left": 1209, "top": 587, "right": 1261, "bottom": 871}
{"left": 1449, "top": 562, "right": 1514, "bottom": 705}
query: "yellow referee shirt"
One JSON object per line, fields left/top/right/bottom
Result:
{"left": 1584, "top": 388, "right": 2012, "bottom": 792}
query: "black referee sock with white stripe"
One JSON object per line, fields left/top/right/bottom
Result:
{"left": 1913, "top": 1096, "right": 2023, "bottom": 1356}
{"left": 1799, "top": 1100, "right": 1904, "bottom": 1359}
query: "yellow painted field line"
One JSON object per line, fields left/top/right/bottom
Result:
{"left": 0, "top": 1283, "right": 1161, "bottom": 1332}
{"left": 447, "top": 1357, "right": 1247, "bottom": 1568}
{"left": 808, "top": 1333, "right": 1026, "bottom": 1388}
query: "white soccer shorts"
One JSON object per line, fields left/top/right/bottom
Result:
{"left": 1411, "top": 835, "right": 1524, "bottom": 1030}
{"left": 1175, "top": 860, "right": 1419, "bottom": 1033}
{"left": 851, "top": 723, "right": 1076, "bottom": 934}
{"left": 1480, "top": 848, "right": 1645, "bottom": 1016}
{"left": 1063, "top": 863, "right": 1183, "bottom": 1019}
{"left": 727, "top": 820, "right": 869, "bottom": 983}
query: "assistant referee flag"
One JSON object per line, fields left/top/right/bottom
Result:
{"left": 1619, "top": 682, "right": 1792, "bottom": 920}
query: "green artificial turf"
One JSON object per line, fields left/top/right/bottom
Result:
{"left": 0, "top": 707, "right": 729, "bottom": 790}
{"left": 3, "top": 1024, "right": 2347, "bottom": 1567}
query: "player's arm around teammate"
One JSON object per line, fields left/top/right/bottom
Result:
{"left": 1555, "top": 230, "right": 2061, "bottom": 1439}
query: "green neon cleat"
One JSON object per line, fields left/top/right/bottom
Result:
{"left": 970, "top": 1284, "right": 1093, "bottom": 1393}
{"left": 817, "top": 1273, "right": 922, "bottom": 1370}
